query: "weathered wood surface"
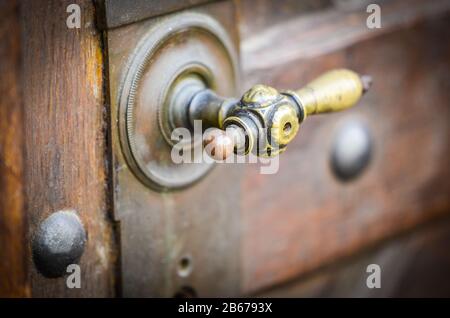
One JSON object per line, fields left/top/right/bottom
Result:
{"left": 259, "top": 216, "right": 450, "bottom": 297}
{"left": 240, "top": 0, "right": 450, "bottom": 76}
{"left": 239, "top": 0, "right": 450, "bottom": 294}
{"left": 0, "top": 0, "right": 30, "bottom": 298}
{"left": 7, "top": 0, "right": 449, "bottom": 297}
{"left": 21, "top": 0, "right": 116, "bottom": 297}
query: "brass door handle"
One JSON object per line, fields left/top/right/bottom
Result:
{"left": 116, "top": 13, "right": 373, "bottom": 189}
{"left": 170, "top": 69, "right": 372, "bottom": 159}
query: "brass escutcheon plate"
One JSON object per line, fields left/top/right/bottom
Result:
{"left": 118, "top": 12, "right": 238, "bottom": 190}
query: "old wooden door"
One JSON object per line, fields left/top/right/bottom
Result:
{"left": 1, "top": 0, "right": 449, "bottom": 297}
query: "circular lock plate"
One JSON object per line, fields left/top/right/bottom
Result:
{"left": 119, "top": 13, "right": 238, "bottom": 190}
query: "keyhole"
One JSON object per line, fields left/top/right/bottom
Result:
{"left": 283, "top": 122, "right": 292, "bottom": 135}
{"left": 177, "top": 255, "right": 193, "bottom": 277}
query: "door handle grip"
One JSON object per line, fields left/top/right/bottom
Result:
{"left": 295, "top": 69, "right": 372, "bottom": 116}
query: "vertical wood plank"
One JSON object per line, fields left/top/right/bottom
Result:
{"left": 0, "top": 0, "right": 30, "bottom": 298}
{"left": 21, "top": 0, "right": 116, "bottom": 297}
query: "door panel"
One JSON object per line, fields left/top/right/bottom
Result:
{"left": 239, "top": 1, "right": 450, "bottom": 293}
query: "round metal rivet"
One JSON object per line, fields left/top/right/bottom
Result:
{"left": 331, "top": 121, "right": 372, "bottom": 181}
{"left": 32, "top": 210, "right": 86, "bottom": 278}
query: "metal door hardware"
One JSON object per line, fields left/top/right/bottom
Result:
{"left": 118, "top": 12, "right": 238, "bottom": 190}
{"left": 121, "top": 54, "right": 371, "bottom": 189}
{"left": 331, "top": 121, "right": 373, "bottom": 181}
{"left": 176, "top": 69, "right": 372, "bottom": 159}
{"left": 32, "top": 210, "right": 86, "bottom": 278}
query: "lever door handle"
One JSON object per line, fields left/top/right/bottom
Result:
{"left": 115, "top": 13, "right": 373, "bottom": 189}
{"left": 172, "top": 69, "right": 372, "bottom": 159}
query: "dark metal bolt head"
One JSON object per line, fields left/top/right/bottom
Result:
{"left": 331, "top": 121, "right": 373, "bottom": 181}
{"left": 32, "top": 210, "right": 86, "bottom": 278}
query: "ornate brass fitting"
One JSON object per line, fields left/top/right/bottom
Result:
{"left": 170, "top": 69, "right": 372, "bottom": 159}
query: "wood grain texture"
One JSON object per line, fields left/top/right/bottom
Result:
{"left": 101, "top": 0, "right": 216, "bottom": 29}
{"left": 0, "top": 0, "right": 30, "bottom": 297}
{"left": 239, "top": 1, "right": 450, "bottom": 294}
{"left": 240, "top": 0, "right": 450, "bottom": 75}
{"left": 21, "top": 0, "right": 116, "bottom": 297}
{"left": 259, "top": 216, "right": 450, "bottom": 297}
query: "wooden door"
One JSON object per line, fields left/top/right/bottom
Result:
{"left": 1, "top": 0, "right": 449, "bottom": 297}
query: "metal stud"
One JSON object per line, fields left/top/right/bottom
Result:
{"left": 331, "top": 121, "right": 373, "bottom": 181}
{"left": 32, "top": 210, "right": 86, "bottom": 278}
